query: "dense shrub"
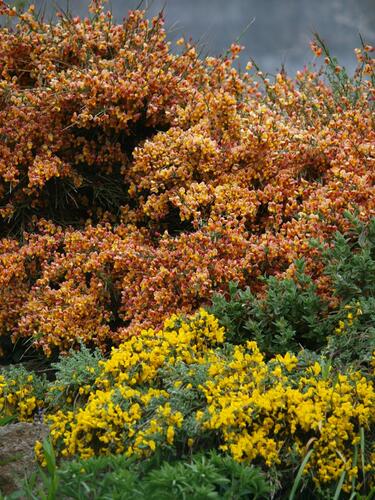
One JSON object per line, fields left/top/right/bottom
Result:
{"left": 0, "top": 1, "right": 202, "bottom": 230}
{"left": 2, "top": 311, "right": 373, "bottom": 496}
{"left": 0, "top": 3, "right": 374, "bottom": 498}
{"left": 0, "top": 364, "right": 47, "bottom": 420}
{"left": 0, "top": 1, "right": 374, "bottom": 357}
{"left": 209, "top": 261, "right": 326, "bottom": 355}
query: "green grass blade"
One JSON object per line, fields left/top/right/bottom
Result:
{"left": 360, "top": 427, "right": 366, "bottom": 486}
{"left": 289, "top": 449, "right": 313, "bottom": 500}
{"left": 333, "top": 470, "right": 346, "bottom": 500}
{"left": 0, "top": 415, "right": 16, "bottom": 426}
{"left": 352, "top": 443, "right": 358, "bottom": 492}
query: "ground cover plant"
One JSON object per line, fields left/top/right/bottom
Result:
{"left": 0, "top": 0, "right": 374, "bottom": 498}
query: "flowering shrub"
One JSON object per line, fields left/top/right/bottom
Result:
{"left": 0, "top": 1, "right": 203, "bottom": 228}
{"left": 0, "top": 1, "right": 374, "bottom": 356}
{"left": 1, "top": 2, "right": 374, "bottom": 497}
{"left": 21, "top": 310, "right": 372, "bottom": 494}
{"left": 1, "top": 215, "right": 372, "bottom": 360}
{"left": 1, "top": 309, "right": 374, "bottom": 495}
{"left": 0, "top": 364, "right": 46, "bottom": 421}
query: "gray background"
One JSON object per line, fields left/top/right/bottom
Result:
{"left": 8, "top": 0, "right": 375, "bottom": 75}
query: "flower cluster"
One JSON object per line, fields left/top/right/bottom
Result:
{"left": 44, "top": 309, "right": 224, "bottom": 458}
{"left": 0, "top": 3, "right": 202, "bottom": 225}
{"left": 335, "top": 302, "right": 363, "bottom": 335}
{"left": 36, "top": 310, "right": 374, "bottom": 491}
{"left": 201, "top": 347, "right": 374, "bottom": 488}
{"left": 0, "top": 366, "right": 46, "bottom": 421}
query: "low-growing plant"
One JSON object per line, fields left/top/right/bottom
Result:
{"left": 0, "top": 364, "right": 47, "bottom": 421}
{"left": 15, "top": 445, "right": 270, "bottom": 500}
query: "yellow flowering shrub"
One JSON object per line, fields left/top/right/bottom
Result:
{"left": 0, "top": 366, "right": 46, "bottom": 421}
{"left": 40, "top": 310, "right": 374, "bottom": 490}
{"left": 45, "top": 309, "right": 223, "bottom": 459}
{"left": 201, "top": 346, "right": 375, "bottom": 488}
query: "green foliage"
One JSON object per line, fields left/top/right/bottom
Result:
{"left": 51, "top": 343, "right": 104, "bottom": 389}
{"left": 157, "top": 361, "right": 213, "bottom": 449}
{"left": 4, "top": 438, "right": 59, "bottom": 500}
{"left": 323, "top": 297, "right": 375, "bottom": 372}
{"left": 210, "top": 260, "right": 327, "bottom": 356}
{"left": 46, "top": 343, "right": 104, "bottom": 411}
{"left": 0, "top": 415, "right": 15, "bottom": 426}
{"left": 14, "top": 449, "right": 270, "bottom": 500}
{"left": 319, "top": 215, "right": 375, "bottom": 302}
{"left": 144, "top": 453, "right": 270, "bottom": 500}
{"left": 289, "top": 448, "right": 314, "bottom": 500}
{"left": 35, "top": 439, "right": 59, "bottom": 500}
{"left": 207, "top": 281, "right": 253, "bottom": 344}
{"left": 316, "top": 215, "right": 375, "bottom": 370}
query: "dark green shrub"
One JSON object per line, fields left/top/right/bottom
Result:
{"left": 318, "top": 215, "right": 375, "bottom": 302}
{"left": 209, "top": 260, "right": 328, "bottom": 356}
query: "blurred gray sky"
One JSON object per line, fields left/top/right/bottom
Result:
{"left": 11, "top": 0, "right": 375, "bottom": 74}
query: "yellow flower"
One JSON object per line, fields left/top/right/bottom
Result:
{"left": 166, "top": 426, "right": 175, "bottom": 444}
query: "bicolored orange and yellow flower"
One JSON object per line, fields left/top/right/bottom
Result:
{"left": 0, "top": 2, "right": 374, "bottom": 356}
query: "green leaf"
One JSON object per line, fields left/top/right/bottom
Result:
{"left": 0, "top": 415, "right": 16, "bottom": 426}
{"left": 289, "top": 448, "right": 313, "bottom": 500}
{"left": 333, "top": 470, "right": 346, "bottom": 500}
